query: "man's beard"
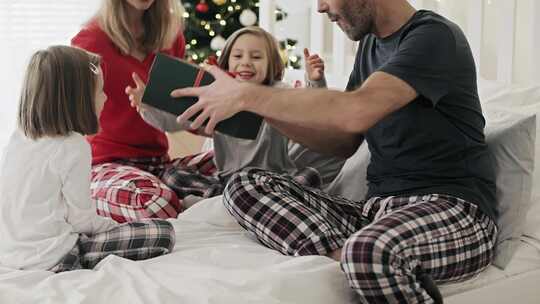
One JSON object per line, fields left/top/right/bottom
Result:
{"left": 340, "top": 1, "right": 375, "bottom": 41}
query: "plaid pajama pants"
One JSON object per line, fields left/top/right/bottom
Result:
{"left": 92, "top": 152, "right": 320, "bottom": 222}
{"left": 91, "top": 151, "right": 218, "bottom": 222}
{"left": 160, "top": 165, "right": 321, "bottom": 208}
{"left": 50, "top": 219, "right": 175, "bottom": 272}
{"left": 223, "top": 168, "right": 498, "bottom": 304}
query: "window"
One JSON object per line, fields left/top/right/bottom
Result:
{"left": 0, "top": 0, "right": 100, "bottom": 149}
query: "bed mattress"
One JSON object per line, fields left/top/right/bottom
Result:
{"left": 0, "top": 195, "right": 538, "bottom": 304}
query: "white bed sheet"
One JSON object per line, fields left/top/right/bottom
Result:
{"left": 443, "top": 237, "right": 540, "bottom": 301}
{"left": 1, "top": 195, "right": 539, "bottom": 304}
{"left": 0, "top": 195, "right": 356, "bottom": 304}
{"left": 442, "top": 194, "right": 540, "bottom": 302}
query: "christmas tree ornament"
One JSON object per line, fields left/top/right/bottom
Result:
{"left": 182, "top": 0, "right": 301, "bottom": 68}
{"left": 239, "top": 9, "right": 257, "bottom": 26}
{"left": 210, "top": 35, "right": 227, "bottom": 50}
{"left": 183, "top": 2, "right": 193, "bottom": 10}
{"left": 195, "top": 0, "right": 210, "bottom": 13}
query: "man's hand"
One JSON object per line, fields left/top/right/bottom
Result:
{"left": 304, "top": 48, "right": 325, "bottom": 82}
{"left": 171, "top": 66, "right": 249, "bottom": 135}
{"left": 125, "top": 73, "right": 146, "bottom": 112}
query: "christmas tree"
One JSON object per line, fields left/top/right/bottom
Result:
{"left": 181, "top": 0, "right": 301, "bottom": 69}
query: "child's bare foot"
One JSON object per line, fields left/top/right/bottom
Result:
{"left": 327, "top": 248, "right": 342, "bottom": 262}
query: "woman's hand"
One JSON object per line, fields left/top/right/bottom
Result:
{"left": 171, "top": 66, "right": 250, "bottom": 135}
{"left": 125, "top": 72, "right": 146, "bottom": 112}
{"left": 304, "top": 48, "right": 325, "bottom": 82}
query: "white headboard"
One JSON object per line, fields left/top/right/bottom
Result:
{"left": 260, "top": 0, "right": 540, "bottom": 87}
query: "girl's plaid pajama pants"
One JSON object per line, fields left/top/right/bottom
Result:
{"left": 50, "top": 219, "right": 175, "bottom": 272}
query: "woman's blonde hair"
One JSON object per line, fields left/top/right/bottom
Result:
{"left": 18, "top": 46, "right": 101, "bottom": 139}
{"left": 98, "top": 0, "right": 183, "bottom": 55}
{"left": 218, "top": 26, "right": 284, "bottom": 86}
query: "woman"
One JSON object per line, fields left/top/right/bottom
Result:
{"left": 72, "top": 0, "right": 211, "bottom": 222}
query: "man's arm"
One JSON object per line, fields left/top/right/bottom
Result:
{"left": 247, "top": 72, "right": 415, "bottom": 133}
{"left": 265, "top": 118, "right": 363, "bottom": 158}
{"left": 173, "top": 69, "right": 418, "bottom": 156}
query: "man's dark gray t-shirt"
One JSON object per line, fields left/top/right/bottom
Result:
{"left": 347, "top": 10, "right": 497, "bottom": 220}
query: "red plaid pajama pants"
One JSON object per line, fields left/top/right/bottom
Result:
{"left": 91, "top": 151, "right": 218, "bottom": 223}
{"left": 223, "top": 168, "right": 498, "bottom": 304}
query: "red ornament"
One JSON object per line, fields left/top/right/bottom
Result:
{"left": 195, "top": 1, "right": 209, "bottom": 13}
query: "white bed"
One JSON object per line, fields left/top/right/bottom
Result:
{"left": 0, "top": 194, "right": 538, "bottom": 304}
{"left": 443, "top": 201, "right": 540, "bottom": 303}
{"left": 2, "top": 0, "right": 540, "bottom": 303}
{"left": 0, "top": 196, "right": 353, "bottom": 304}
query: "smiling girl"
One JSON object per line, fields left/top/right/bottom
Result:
{"left": 128, "top": 26, "right": 344, "bottom": 207}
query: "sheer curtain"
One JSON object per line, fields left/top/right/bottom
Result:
{"left": 0, "top": 0, "right": 100, "bottom": 150}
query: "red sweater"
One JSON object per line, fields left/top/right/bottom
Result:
{"left": 71, "top": 21, "right": 185, "bottom": 165}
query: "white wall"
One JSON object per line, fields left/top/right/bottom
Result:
{"left": 2, "top": 0, "right": 539, "bottom": 150}
{"left": 276, "top": 0, "right": 540, "bottom": 87}
{"left": 514, "top": 0, "right": 540, "bottom": 84}
{"left": 0, "top": 0, "right": 101, "bottom": 150}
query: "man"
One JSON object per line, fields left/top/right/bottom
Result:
{"left": 172, "top": 0, "right": 498, "bottom": 303}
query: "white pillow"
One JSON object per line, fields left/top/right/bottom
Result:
{"left": 480, "top": 85, "right": 540, "bottom": 189}
{"left": 483, "top": 108, "right": 536, "bottom": 268}
{"left": 327, "top": 107, "right": 536, "bottom": 270}
{"left": 480, "top": 84, "right": 540, "bottom": 244}
{"left": 327, "top": 142, "right": 369, "bottom": 201}
{"left": 524, "top": 194, "right": 540, "bottom": 241}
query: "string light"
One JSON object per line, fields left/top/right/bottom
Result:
{"left": 184, "top": 1, "right": 257, "bottom": 39}
{"left": 185, "top": 0, "right": 301, "bottom": 68}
